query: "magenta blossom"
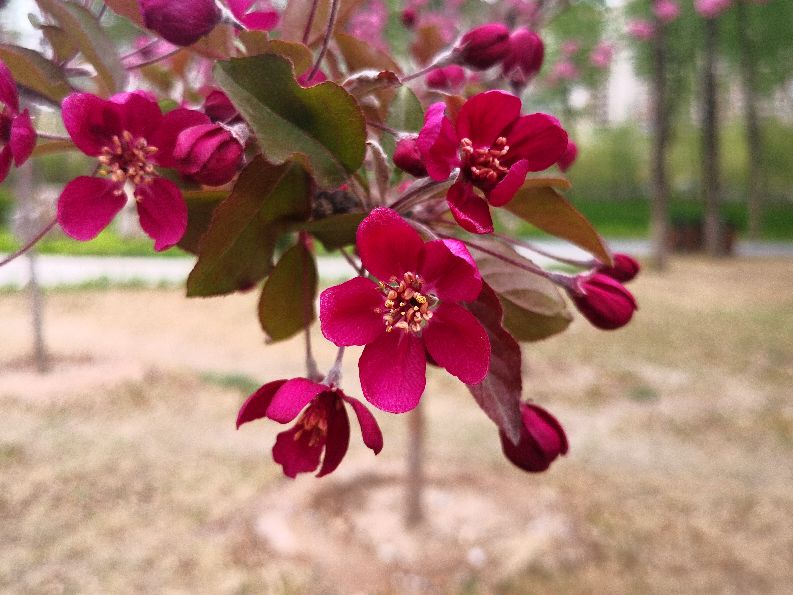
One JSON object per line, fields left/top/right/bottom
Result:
{"left": 393, "top": 135, "right": 428, "bottom": 178}
{"left": 452, "top": 23, "right": 511, "bottom": 70}
{"left": 557, "top": 140, "right": 578, "bottom": 172}
{"left": 228, "top": 0, "right": 279, "bottom": 30}
{"left": 501, "top": 403, "right": 568, "bottom": 472}
{"left": 0, "top": 60, "right": 36, "bottom": 184}
{"left": 57, "top": 92, "right": 191, "bottom": 251}
{"left": 139, "top": 0, "right": 221, "bottom": 46}
{"left": 237, "top": 378, "right": 383, "bottom": 478}
{"left": 320, "top": 208, "right": 490, "bottom": 413}
{"left": 501, "top": 29, "right": 544, "bottom": 90}
{"left": 417, "top": 90, "right": 568, "bottom": 234}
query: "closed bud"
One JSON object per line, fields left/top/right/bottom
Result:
{"left": 139, "top": 0, "right": 221, "bottom": 46}
{"left": 500, "top": 403, "right": 568, "bottom": 473}
{"left": 425, "top": 65, "right": 466, "bottom": 91}
{"left": 557, "top": 140, "right": 577, "bottom": 172}
{"left": 569, "top": 273, "right": 637, "bottom": 330}
{"left": 453, "top": 23, "right": 510, "bottom": 70}
{"left": 501, "top": 28, "right": 544, "bottom": 89}
{"left": 172, "top": 123, "right": 244, "bottom": 186}
{"left": 599, "top": 253, "right": 640, "bottom": 283}
{"left": 393, "top": 135, "right": 428, "bottom": 178}
{"left": 203, "top": 89, "right": 239, "bottom": 123}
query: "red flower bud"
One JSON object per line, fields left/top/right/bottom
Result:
{"left": 139, "top": 0, "right": 221, "bottom": 46}
{"left": 501, "top": 28, "right": 544, "bottom": 89}
{"left": 500, "top": 403, "right": 568, "bottom": 473}
{"left": 393, "top": 135, "right": 428, "bottom": 178}
{"left": 203, "top": 89, "right": 239, "bottom": 123}
{"left": 426, "top": 65, "right": 466, "bottom": 91}
{"left": 569, "top": 273, "right": 637, "bottom": 330}
{"left": 453, "top": 23, "right": 510, "bottom": 70}
{"left": 557, "top": 140, "right": 577, "bottom": 172}
{"left": 598, "top": 253, "right": 640, "bottom": 283}
{"left": 172, "top": 123, "right": 244, "bottom": 187}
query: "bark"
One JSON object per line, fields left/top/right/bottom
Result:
{"left": 404, "top": 402, "right": 425, "bottom": 527}
{"left": 650, "top": 18, "right": 670, "bottom": 271}
{"left": 702, "top": 17, "right": 723, "bottom": 257}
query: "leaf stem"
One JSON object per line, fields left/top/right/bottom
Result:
{"left": 299, "top": 231, "right": 321, "bottom": 381}
{"left": 302, "top": 0, "right": 321, "bottom": 44}
{"left": 120, "top": 39, "right": 160, "bottom": 62}
{"left": 306, "top": 0, "right": 338, "bottom": 82}
{"left": 388, "top": 178, "right": 446, "bottom": 212}
{"left": 0, "top": 216, "right": 57, "bottom": 268}
{"left": 366, "top": 120, "right": 399, "bottom": 136}
{"left": 323, "top": 346, "right": 345, "bottom": 386}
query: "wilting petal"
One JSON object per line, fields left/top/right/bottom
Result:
{"left": 417, "top": 102, "right": 460, "bottom": 181}
{"left": 272, "top": 426, "right": 323, "bottom": 478}
{"left": 61, "top": 93, "right": 122, "bottom": 156}
{"left": 320, "top": 277, "right": 384, "bottom": 346}
{"left": 10, "top": 110, "right": 36, "bottom": 166}
{"left": 267, "top": 378, "right": 327, "bottom": 423}
{"left": 359, "top": 331, "right": 426, "bottom": 413}
{"left": 0, "top": 148, "right": 12, "bottom": 184}
{"left": 357, "top": 207, "right": 423, "bottom": 281}
{"left": 447, "top": 180, "right": 493, "bottom": 234}
{"left": 111, "top": 91, "right": 163, "bottom": 140}
{"left": 236, "top": 379, "right": 287, "bottom": 428}
{"left": 317, "top": 400, "right": 351, "bottom": 477}
{"left": 487, "top": 159, "right": 529, "bottom": 207}
{"left": 503, "top": 113, "right": 568, "bottom": 171}
{"left": 57, "top": 177, "right": 125, "bottom": 241}
{"left": 455, "top": 90, "right": 520, "bottom": 148}
{"left": 150, "top": 108, "right": 210, "bottom": 167}
{"left": 423, "top": 303, "right": 490, "bottom": 385}
{"left": 0, "top": 60, "right": 20, "bottom": 113}
{"left": 343, "top": 395, "right": 383, "bottom": 454}
{"left": 420, "top": 239, "right": 482, "bottom": 302}
{"left": 134, "top": 178, "right": 187, "bottom": 251}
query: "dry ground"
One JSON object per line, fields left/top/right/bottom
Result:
{"left": 1, "top": 257, "right": 792, "bottom": 594}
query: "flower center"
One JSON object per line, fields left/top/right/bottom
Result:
{"left": 293, "top": 393, "right": 339, "bottom": 447}
{"left": 376, "top": 271, "right": 435, "bottom": 335}
{"left": 459, "top": 136, "right": 510, "bottom": 191}
{"left": 98, "top": 130, "right": 158, "bottom": 189}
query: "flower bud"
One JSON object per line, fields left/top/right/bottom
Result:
{"left": 500, "top": 403, "right": 568, "bottom": 473}
{"left": 598, "top": 253, "right": 640, "bottom": 283}
{"left": 139, "top": 0, "right": 222, "bottom": 46}
{"left": 172, "top": 123, "right": 244, "bottom": 186}
{"left": 557, "top": 140, "right": 577, "bottom": 172}
{"left": 569, "top": 273, "right": 637, "bottom": 330}
{"left": 393, "top": 135, "right": 428, "bottom": 178}
{"left": 203, "top": 89, "right": 239, "bottom": 123}
{"left": 453, "top": 23, "right": 510, "bottom": 70}
{"left": 425, "top": 65, "right": 466, "bottom": 91}
{"left": 501, "top": 28, "right": 544, "bottom": 90}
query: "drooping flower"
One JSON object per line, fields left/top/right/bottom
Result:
{"left": 501, "top": 28, "right": 544, "bottom": 90}
{"left": 500, "top": 402, "right": 568, "bottom": 472}
{"left": 0, "top": 60, "right": 36, "bottom": 184}
{"left": 57, "top": 92, "right": 192, "bottom": 251}
{"left": 557, "top": 140, "right": 578, "bottom": 172}
{"left": 237, "top": 378, "right": 383, "bottom": 478}
{"left": 598, "top": 253, "right": 640, "bottom": 283}
{"left": 417, "top": 90, "right": 568, "bottom": 234}
{"left": 227, "top": 0, "right": 279, "bottom": 31}
{"left": 567, "top": 272, "right": 637, "bottom": 330}
{"left": 139, "top": 0, "right": 222, "bottom": 46}
{"left": 452, "top": 23, "right": 511, "bottom": 70}
{"left": 320, "top": 208, "right": 490, "bottom": 413}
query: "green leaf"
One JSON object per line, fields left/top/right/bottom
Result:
{"left": 39, "top": 26, "right": 79, "bottom": 64}
{"left": 501, "top": 304, "right": 572, "bottom": 343}
{"left": 237, "top": 32, "right": 314, "bottom": 74}
{"left": 35, "top": 0, "right": 127, "bottom": 96}
{"left": 281, "top": 0, "right": 366, "bottom": 45}
{"left": 186, "top": 157, "right": 311, "bottom": 297}
{"left": 382, "top": 85, "right": 423, "bottom": 157}
{"left": 177, "top": 191, "right": 228, "bottom": 255}
{"left": 0, "top": 44, "right": 72, "bottom": 104}
{"left": 214, "top": 54, "right": 366, "bottom": 188}
{"left": 335, "top": 32, "right": 402, "bottom": 74}
{"left": 505, "top": 185, "right": 613, "bottom": 266}
{"left": 299, "top": 212, "right": 365, "bottom": 250}
{"left": 258, "top": 242, "right": 318, "bottom": 342}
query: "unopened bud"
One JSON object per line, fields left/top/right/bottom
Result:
{"left": 393, "top": 135, "right": 428, "bottom": 178}
{"left": 501, "top": 28, "right": 544, "bottom": 90}
{"left": 453, "top": 23, "right": 510, "bottom": 70}
{"left": 426, "top": 65, "right": 466, "bottom": 91}
{"left": 557, "top": 140, "right": 578, "bottom": 172}
{"left": 172, "top": 123, "right": 244, "bottom": 186}
{"left": 569, "top": 273, "right": 637, "bottom": 330}
{"left": 598, "top": 253, "right": 640, "bottom": 283}
{"left": 500, "top": 403, "right": 568, "bottom": 473}
{"left": 139, "top": 0, "right": 222, "bottom": 46}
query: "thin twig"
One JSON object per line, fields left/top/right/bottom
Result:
{"left": 35, "top": 131, "right": 71, "bottom": 142}
{"left": 306, "top": 0, "right": 339, "bottom": 82}
{"left": 97, "top": 3, "right": 107, "bottom": 20}
{"left": 302, "top": 0, "right": 321, "bottom": 44}
{"left": 323, "top": 346, "right": 346, "bottom": 386}
{"left": 299, "top": 232, "right": 321, "bottom": 381}
{"left": 125, "top": 47, "right": 181, "bottom": 70}
{"left": 0, "top": 216, "right": 57, "bottom": 268}
{"left": 436, "top": 231, "right": 551, "bottom": 278}
{"left": 388, "top": 178, "right": 447, "bottom": 212}
{"left": 366, "top": 120, "right": 399, "bottom": 136}
{"left": 339, "top": 247, "right": 365, "bottom": 276}
{"left": 120, "top": 39, "right": 160, "bottom": 62}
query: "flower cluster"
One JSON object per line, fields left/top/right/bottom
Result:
{"left": 0, "top": 62, "right": 35, "bottom": 184}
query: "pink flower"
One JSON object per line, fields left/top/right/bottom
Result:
{"left": 695, "top": 0, "right": 732, "bottom": 18}
{"left": 654, "top": 0, "right": 681, "bottom": 23}
{"left": 598, "top": 253, "right": 640, "bottom": 283}
{"left": 0, "top": 61, "right": 36, "bottom": 184}
{"left": 393, "top": 135, "right": 428, "bottom": 178}
{"left": 227, "top": 0, "right": 279, "bottom": 31}
{"left": 139, "top": 0, "right": 221, "bottom": 46}
{"left": 589, "top": 42, "right": 614, "bottom": 69}
{"left": 417, "top": 90, "right": 568, "bottom": 234}
{"left": 237, "top": 378, "right": 383, "bottom": 478}
{"left": 452, "top": 23, "right": 511, "bottom": 70}
{"left": 501, "top": 403, "right": 568, "bottom": 472}
{"left": 552, "top": 60, "right": 579, "bottom": 81}
{"left": 501, "top": 28, "right": 544, "bottom": 90}
{"left": 568, "top": 273, "right": 637, "bottom": 330}
{"left": 57, "top": 92, "right": 191, "bottom": 251}
{"left": 557, "top": 140, "right": 578, "bottom": 172}
{"left": 561, "top": 39, "right": 581, "bottom": 57}
{"left": 320, "top": 208, "right": 490, "bottom": 413}
{"left": 627, "top": 19, "right": 655, "bottom": 41}
{"left": 426, "top": 65, "right": 466, "bottom": 91}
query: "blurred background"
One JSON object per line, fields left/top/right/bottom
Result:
{"left": 1, "top": 0, "right": 792, "bottom": 593}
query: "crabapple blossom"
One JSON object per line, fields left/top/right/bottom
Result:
{"left": 501, "top": 29, "right": 545, "bottom": 90}
{"left": 568, "top": 273, "right": 638, "bottom": 330}
{"left": 452, "top": 23, "right": 511, "bottom": 70}
{"left": 0, "top": 60, "right": 35, "bottom": 184}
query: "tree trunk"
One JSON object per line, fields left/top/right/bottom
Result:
{"left": 735, "top": 0, "right": 764, "bottom": 240}
{"left": 702, "top": 17, "right": 723, "bottom": 257}
{"left": 404, "top": 402, "right": 425, "bottom": 527}
{"left": 650, "top": 18, "right": 670, "bottom": 271}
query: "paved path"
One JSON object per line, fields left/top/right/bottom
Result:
{"left": 1, "top": 240, "right": 791, "bottom": 289}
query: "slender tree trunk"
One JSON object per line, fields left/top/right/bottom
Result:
{"left": 702, "top": 17, "right": 723, "bottom": 257}
{"left": 650, "top": 18, "right": 670, "bottom": 271}
{"left": 735, "top": 0, "right": 764, "bottom": 240}
{"left": 404, "top": 402, "right": 424, "bottom": 527}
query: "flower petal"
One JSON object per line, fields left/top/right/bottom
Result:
{"left": 317, "top": 399, "right": 350, "bottom": 477}
{"left": 416, "top": 102, "right": 460, "bottom": 181}
{"left": 503, "top": 113, "right": 568, "bottom": 171}
{"left": 242, "top": 11, "right": 280, "bottom": 30}
{"left": 487, "top": 159, "right": 529, "bottom": 207}
{"left": 61, "top": 93, "right": 122, "bottom": 156}
{"left": 357, "top": 207, "right": 423, "bottom": 281}
{"left": 447, "top": 180, "right": 494, "bottom": 234}
{"left": 267, "top": 378, "right": 327, "bottom": 423}
{"left": 359, "top": 331, "right": 426, "bottom": 413}
{"left": 455, "top": 90, "right": 520, "bottom": 148}
{"left": 272, "top": 426, "right": 323, "bottom": 478}
{"left": 111, "top": 91, "right": 163, "bottom": 140}
{"left": 423, "top": 302, "right": 490, "bottom": 385}
{"left": 236, "top": 379, "right": 287, "bottom": 428}
{"left": 0, "top": 148, "right": 12, "bottom": 185}
{"left": 320, "top": 277, "right": 384, "bottom": 346}
{"left": 0, "top": 60, "right": 20, "bottom": 113}
{"left": 150, "top": 108, "right": 210, "bottom": 168}
{"left": 227, "top": 0, "right": 254, "bottom": 18}
{"left": 10, "top": 110, "right": 36, "bottom": 166}
{"left": 419, "top": 239, "right": 482, "bottom": 302}
{"left": 343, "top": 395, "right": 384, "bottom": 454}
{"left": 57, "top": 177, "right": 125, "bottom": 241}
{"left": 134, "top": 178, "right": 187, "bottom": 251}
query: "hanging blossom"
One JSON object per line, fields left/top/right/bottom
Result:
{"left": 500, "top": 402, "right": 568, "bottom": 472}
{"left": 57, "top": 91, "right": 195, "bottom": 251}
{"left": 417, "top": 90, "right": 568, "bottom": 234}
{"left": 237, "top": 378, "right": 383, "bottom": 478}
{"left": 0, "top": 60, "right": 36, "bottom": 184}
{"left": 320, "top": 208, "right": 490, "bottom": 413}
